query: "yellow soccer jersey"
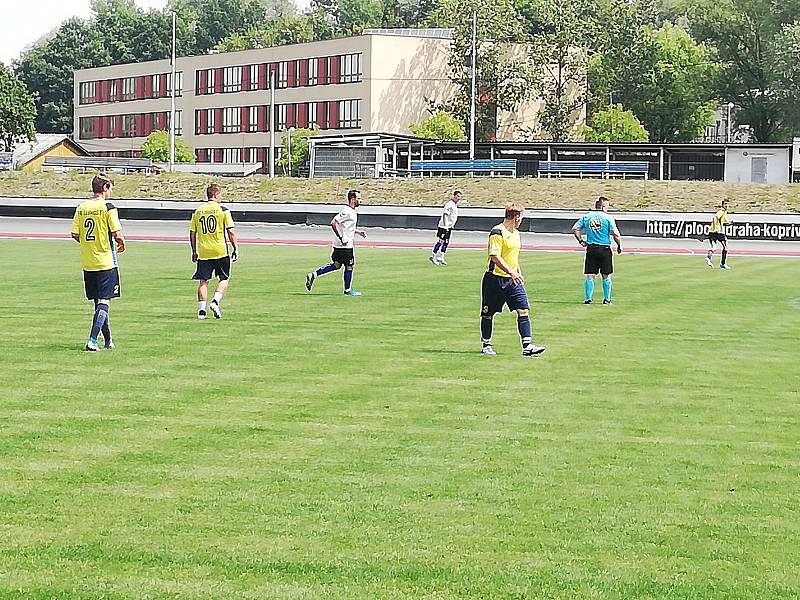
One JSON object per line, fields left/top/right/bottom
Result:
{"left": 71, "top": 199, "right": 122, "bottom": 271}
{"left": 486, "top": 222, "right": 521, "bottom": 278}
{"left": 190, "top": 201, "right": 235, "bottom": 260}
{"left": 710, "top": 209, "right": 730, "bottom": 233}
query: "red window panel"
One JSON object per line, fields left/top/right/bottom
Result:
{"left": 103, "top": 116, "right": 111, "bottom": 138}
{"left": 134, "top": 113, "right": 144, "bottom": 137}
{"left": 318, "top": 57, "right": 328, "bottom": 85}
{"left": 257, "top": 148, "right": 266, "bottom": 172}
{"left": 114, "top": 114, "right": 122, "bottom": 137}
{"left": 115, "top": 79, "right": 123, "bottom": 102}
{"left": 135, "top": 76, "right": 145, "bottom": 100}
{"left": 328, "top": 101, "right": 340, "bottom": 129}
{"left": 242, "top": 65, "right": 251, "bottom": 90}
{"left": 240, "top": 106, "right": 249, "bottom": 133}
{"left": 158, "top": 112, "right": 167, "bottom": 130}
{"left": 160, "top": 74, "right": 168, "bottom": 98}
{"left": 214, "top": 108, "right": 224, "bottom": 134}
{"left": 313, "top": 102, "right": 325, "bottom": 129}
{"left": 258, "top": 63, "right": 267, "bottom": 89}
{"left": 214, "top": 148, "right": 224, "bottom": 163}
{"left": 297, "top": 103, "right": 308, "bottom": 129}
{"left": 268, "top": 62, "right": 277, "bottom": 87}
{"left": 299, "top": 59, "right": 309, "bottom": 87}
{"left": 143, "top": 76, "right": 152, "bottom": 100}
{"left": 143, "top": 113, "right": 152, "bottom": 135}
{"left": 258, "top": 105, "right": 267, "bottom": 132}
{"left": 214, "top": 68, "right": 224, "bottom": 94}
{"left": 329, "top": 56, "right": 340, "bottom": 84}
{"left": 285, "top": 103, "right": 294, "bottom": 128}
{"left": 198, "top": 70, "right": 207, "bottom": 96}
{"left": 288, "top": 60, "right": 297, "bottom": 87}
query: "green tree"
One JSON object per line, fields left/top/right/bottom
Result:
{"left": 217, "top": 14, "right": 318, "bottom": 51}
{"left": 410, "top": 111, "right": 466, "bottom": 140}
{"left": 140, "top": 130, "right": 196, "bottom": 163}
{"left": 590, "top": 23, "right": 718, "bottom": 142}
{"left": 676, "top": 0, "right": 800, "bottom": 141}
{"left": 579, "top": 104, "right": 649, "bottom": 142}
{"left": 0, "top": 64, "right": 37, "bottom": 151}
{"left": 279, "top": 127, "right": 318, "bottom": 175}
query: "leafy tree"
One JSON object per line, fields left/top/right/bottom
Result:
{"left": 676, "top": 0, "right": 800, "bottom": 141}
{"left": 432, "top": 0, "right": 529, "bottom": 141}
{"left": 590, "top": 22, "right": 718, "bottom": 142}
{"left": 140, "top": 130, "right": 196, "bottom": 163}
{"left": 579, "top": 104, "right": 649, "bottom": 142}
{"left": 91, "top": 0, "right": 172, "bottom": 64}
{"left": 279, "top": 127, "right": 318, "bottom": 175}
{"left": 309, "top": 0, "right": 440, "bottom": 36}
{"left": 410, "top": 111, "right": 466, "bottom": 140}
{"left": 0, "top": 64, "right": 37, "bottom": 151}
{"left": 218, "top": 15, "right": 318, "bottom": 51}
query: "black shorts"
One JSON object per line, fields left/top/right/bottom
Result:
{"left": 436, "top": 227, "right": 452, "bottom": 242}
{"left": 193, "top": 256, "right": 231, "bottom": 281}
{"left": 708, "top": 232, "right": 727, "bottom": 243}
{"left": 84, "top": 268, "right": 121, "bottom": 300}
{"left": 584, "top": 244, "right": 613, "bottom": 275}
{"left": 481, "top": 272, "right": 530, "bottom": 317}
{"left": 331, "top": 247, "right": 355, "bottom": 267}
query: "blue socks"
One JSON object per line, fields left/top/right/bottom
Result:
{"left": 480, "top": 317, "right": 493, "bottom": 344}
{"left": 602, "top": 278, "right": 612, "bottom": 302}
{"left": 343, "top": 269, "right": 353, "bottom": 291}
{"left": 89, "top": 303, "right": 109, "bottom": 343}
{"left": 441, "top": 242, "right": 449, "bottom": 254}
{"left": 584, "top": 278, "right": 595, "bottom": 301}
{"left": 517, "top": 315, "right": 532, "bottom": 347}
{"left": 433, "top": 241, "right": 441, "bottom": 254}
{"left": 315, "top": 263, "right": 338, "bottom": 276}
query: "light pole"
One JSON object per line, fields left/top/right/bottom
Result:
{"left": 469, "top": 11, "right": 477, "bottom": 161}
{"left": 169, "top": 11, "right": 176, "bottom": 172}
{"left": 269, "top": 70, "right": 275, "bottom": 178}
{"left": 287, "top": 126, "right": 295, "bottom": 176}
{"left": 726, "top": 102, "right": 735, "bottom": 143}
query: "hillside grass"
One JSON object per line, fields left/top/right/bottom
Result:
{"left": 2, "top": 170, "right": 800, "bottom": 213}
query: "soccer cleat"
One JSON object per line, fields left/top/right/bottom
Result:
{"left": 306, "top": 272, "right": 316, "bottom": 291}
{"left": 198, "top": 310, "right": 207, "bottom": 320}
{"left": 210, "top": 301, "right": 222, "bottom": 319}
{"left": 85, "top": 340, "right": 100, "bottom": 352}
{"left": 428, "top": 255, "right": 439, "bottom": 265}
{"left": 343, "top": 289, "right": 362, "bottom": 297}
{"left": 584, "top": 299, "right": 592, "bottom": 304}
{"left": 481, "top": 345, "right": 497, "bottom": 356}
{"left": 438, "top": 256, "right": 448, "bottom": 266}
{"left": 705, "top": 257, "right": 714, "bottom": 267}
{"left": 603, "top": 299, "right": 612, "bottom": 305}
{"left": 522, "top": 343, "right": 546, "bottom": 357}
{"left": 720, "top": 264, "right": 731, "bottom": 270}
{"left": 104, "top": 340, "right": 116, "bottom": 350}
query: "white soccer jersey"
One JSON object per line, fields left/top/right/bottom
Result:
{"left": 332, "top": 205, "right": 358, "bottom": 248}
{"left": 438, "top": 200, "right": 459, "bottom": 229}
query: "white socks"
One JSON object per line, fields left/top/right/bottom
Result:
{"left": 198, "top": 301, "right": 207, "bottom": 311}
{"left": 213, "top": 291, "right": 223, "bottom": 304}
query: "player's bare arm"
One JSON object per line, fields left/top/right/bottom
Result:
{"left": 112, "top": 230, "right": 125, "bottom": 253}
{"left": 613, "top": 231, "right": 623, "bottom": 253}
{"left": 228, "top": 227, "right": 239, "bottom": 261}
{"left": 356, "top": 229, "right": 367, "bottom": 239}
{"left": 572, "top": 226, "right": 587, "bottom": 246}
{"left": 190, "top": 231, "right": 198, "bottom": 262}
{"left": 330, "top": 218, "right": 344, "bottom": 243}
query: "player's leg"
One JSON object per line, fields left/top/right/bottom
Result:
{"left": 480, "top": 273, "right": 502, "bottom": 355}
{"left": 87, "top": 299, "right": 110, "bottom": 351}
{"left": 601, "top": 275, "right": 613, "bottom": 304}
{"left": 510, "top": 286, "right": 544, "bottom": 357}
{"left": 601, "top": 249, "right": 614, "bottom": 304}
{"left": 209, "top": 258, "right": 231, "bottom": 319}
{"left": 342, "top": 251, "right": 361, "bottom": 296}
{"left": 197, "top": 280, "right": 209, "bottom": 319}
{"left": 95, "top": 299, "right": 114, "bottom": 348}
{"left": 431, "top": 235, "right": 442, "bottom": 264}
{"left": 584, "top": 275, "right": 596, "bottom": 304}
{"left": 706, "top": 238, "right": 716, "bottom": 266}
{"left": 439, "top": 231, "right": 450, "bottom": 265}
{"left": 720, "top": 238, "right": 730, "bottom": 269}
{"left": 307, "top": 250, "right": 343, "bottom": 291}
{"left": 584, "top": 249, "right": 597, "bottom": 303}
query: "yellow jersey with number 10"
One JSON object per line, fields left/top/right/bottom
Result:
{"left": 71, "top": 199, "right": 122, "bottom": 271}
{"left": 190, "top": 201, "right": 235, "bottom": 260}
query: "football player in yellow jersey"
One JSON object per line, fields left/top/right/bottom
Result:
{"left": 706, "top": 199, "right": 732, "bottom": 269}
{"left": 70, "top": 173, "right": 126, "bottom": 351}
{"left": 480, "top": 202, "right": 545, "bottom": 357}
{"left": 190, "top": 184, "right": 238, "bottom": 319}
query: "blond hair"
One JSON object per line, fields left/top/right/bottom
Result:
{"left": 504, "top": 202, "right": 524, "bottom": 219}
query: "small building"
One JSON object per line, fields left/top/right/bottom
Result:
{"left": 11, "top": 134, "right": 89, "bottom": 172}
{"left": 724, "top": 146, "right": 791, "bottom": 184}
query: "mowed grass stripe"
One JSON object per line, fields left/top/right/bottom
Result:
{"left": 0, "top": 240, "right": 798, "bottom": 599}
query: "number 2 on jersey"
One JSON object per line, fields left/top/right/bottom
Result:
{"left": 199, "top": 215, "right": 218, "bottom": 235}
{"left": 84, "top": 218, "right": 96, "bottom": 241}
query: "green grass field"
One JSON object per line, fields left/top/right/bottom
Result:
{"left": 2, "top": 240, "right": 799, "bottom": 599}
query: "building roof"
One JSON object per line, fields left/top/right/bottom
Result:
{"left": 362, "top": 28, "right": 454, "bottom": 39}
{"left": 12, "top": 134, "right": 89, "bottom": 168}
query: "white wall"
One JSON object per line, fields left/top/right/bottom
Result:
{"left": 724, "top": 147, "right": 790, "bottom": 184}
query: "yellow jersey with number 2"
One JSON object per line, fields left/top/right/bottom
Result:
{"left": 71, "top": 199, "right": 122, "bottom": 271}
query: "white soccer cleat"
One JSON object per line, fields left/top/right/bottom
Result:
{"left": 481, "top": 345, "right": 497, "bottom": 356}
{"left": 522, "top": 343, "right": 546, "bottom": 357}
{"left": 705, "top": 257, "right": 713, "bottom": 267}
{"left": 429, "top": 255, "right": 439, "bottom": 266}
{"left": 85, "top": 340, "right": 100, "bottom": 352}
{"left": 210, "top": 301, "right": 222, "bottom": 319}
{"left": 720, "top": 264, "right": 731, "bottom": 270}
{"left": 104, "top": 340, "right": 115, "bottom": 350}
{"left": 198, "top": 310, "right": 207, "bottom": 320}
{"left": 306, "top": 272, "right": 316, "bottom": 291}
{"left": 438, "top": 256, "right": 448, "bottom": 266}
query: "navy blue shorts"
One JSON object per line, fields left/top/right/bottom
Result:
{"left": 84, "top": 268, "right": 121, "bottom": 300}
{"left": 193, "top": 256, "right": 231, "bottom": 281}
{"left": 481, "top": 272, "right": 529, "bottom": 317}
{"left": 331, "top": 247, "right": 355, "bottom": 267}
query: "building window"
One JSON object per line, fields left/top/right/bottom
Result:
{"left": 250, "top": 64, "right": 259, "bottom": 90}
{"left": 339, "top": 99, "right": 361, "bottom": 128}
{"left": 202, "top": 69, "right": 215, "bottom": 94}
{"left": 122, "top": 77, "right": 136, "bottom": 101}
{"left": 151, "top": 74, "right": 161, "bottom": 98}
{"left": 249, "top": 106, "right": 259, "bottom": 132}
{"left": 224, "top": 148, "right": 241, "bottom": 164}
{"left": 340, "top": 53, "right": 362, "bottom": 83}
{"left": 121, "top": 114, "right": 136, "bottom": 137}
{"left": 277, "top": 61, "right": 288, "bottom": 88}
{"left": 308, "top": 102, "right": 318, "bottom": 127}
{"left": 168, "top": 110, "right": 183, "bottom": 136}
{"left": 79, "top": 117, "right": 95, "bottom": 138}
{"left": 79, "top": 81, "right": 96, "bottom": 105}
{"left": 108, "top": 115, "right": 116, "bottom": 136}
{"left": 224, "top": 66, "right": 242, "bottom": 93}
{"left": 109, "top": 80, "right": 117, "bottom": 101}
{"left": 223, "top": 107, "right": 241, "bottom": 133}
{"left": 167, "top": 71, "right": 183, "bottom": 96}
{"left": 275, "top": 104, "right": 287, "bottom": 130}
{"left": 308, "top": 59, "right": 319, "bottom": 86}
{"left": 206, "top": 108, "right": 216, "bottom": 133}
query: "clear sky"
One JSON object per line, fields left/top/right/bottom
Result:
{"left": 1, "top": 0, "right": 313, "bottom": 66}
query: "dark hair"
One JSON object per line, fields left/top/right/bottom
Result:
{"left": 453, "top": 190, "right": 462, "bottom": 196}
{"left": 504, "top": 202, "right": 524, "bottom": 219}
{"left": 207, "top": 184, "right": 222, "bottom": 199}
{"left": 596, "top": 196, "right": 609, "bottom": 210}
{"left": 91, "top": 173, "right": 113, "bottom": 194}
{"left": 347, "top": 189, "right": 360, "bottom": 201}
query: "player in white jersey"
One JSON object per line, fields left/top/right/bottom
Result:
{"left": 430, "top": 190, "right": 463, "bottom": 265}
{"left": 306, "top": 190, "right": 367, "bottom": 296}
